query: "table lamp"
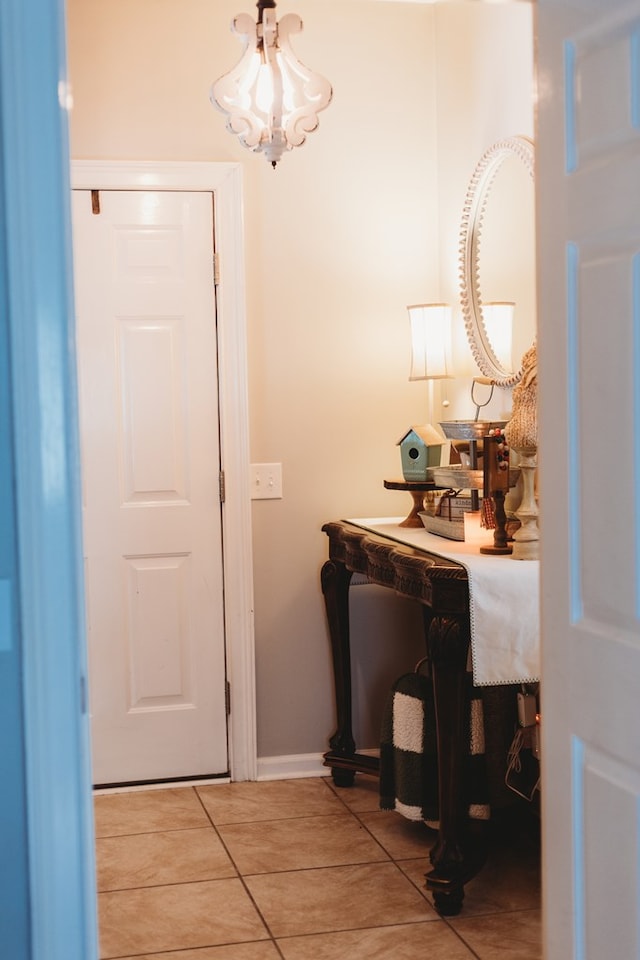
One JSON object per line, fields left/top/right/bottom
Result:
{"left": 407, "top": 303, "right": 453, "bottom": 428}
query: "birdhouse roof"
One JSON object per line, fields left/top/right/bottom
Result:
{"left": 397, "top": 424, "right": 444, "bottom": 447}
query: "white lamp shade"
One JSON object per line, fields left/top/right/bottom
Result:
{"left": 482, "top": 302, "right": 514, "bottom": 372}
{"left": 407, "top": 303, "right": 452, "bottom": 380}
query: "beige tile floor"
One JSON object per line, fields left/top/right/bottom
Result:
{"left": 94, "top": 774, "right": 541, "bottom": 960}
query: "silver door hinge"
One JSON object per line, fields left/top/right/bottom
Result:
{"left": 219, "top": 470, "right": 226, "bottom": 503}
{"left": 225, "top": 680, "right": 231, "bottom": 716}
{"left": 213, "top": 252, "right": 221, "bottom": 285}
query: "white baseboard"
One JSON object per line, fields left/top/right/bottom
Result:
{"left": 256, "top": 748, "right": 380, "bottom": 781}
{"left": 92, "top": 751, "right": 382, "bottom": 790}
{"left": 256, "top": 753, "right": 330, "bottom": 781}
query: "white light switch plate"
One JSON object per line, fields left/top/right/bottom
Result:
{"left": 250, "top": 462, "right": 283, "bottom": 500}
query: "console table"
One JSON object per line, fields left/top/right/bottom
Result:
{"left": 320, "top": 518, "right": 538, "bottom": 916}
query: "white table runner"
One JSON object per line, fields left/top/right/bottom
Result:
{"left": 346, "top": 518, "right": 540, "bottom": 687}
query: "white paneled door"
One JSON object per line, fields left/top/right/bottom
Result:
{"left": 537, "top": 0, "right": 640, "bottom": 956}
{"left": 72, "top": 189, "right": 228, "bottom": 785}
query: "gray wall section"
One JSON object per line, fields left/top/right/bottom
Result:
{"left": 349, "top": 584, "right": 427, "bottom": 750}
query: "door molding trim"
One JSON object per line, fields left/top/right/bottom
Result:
{"left": 72, "top": 160, "right": 257, "bottom": 781}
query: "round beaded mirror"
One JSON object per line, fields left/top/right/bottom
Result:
{"left": 459, "top": 135, "right": 535, "bottom": 388}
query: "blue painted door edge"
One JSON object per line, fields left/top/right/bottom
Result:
{"left": 0, "top": 0, "right": 98, "bottom": 957}
{"left": 0, "top": 143, "right": 31, "bottom": 957}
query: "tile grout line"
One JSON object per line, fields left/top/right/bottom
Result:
{"left": 94, "top": 780, "right": 541, "bottom": 959}
{"left": 191, "top": 785, "right": 287, "bottom": 959}
{"left": 323, "top": 773, "right": 448, "bottom": 917}
{"left": 190, "top": 782, "right": 455, "bottom": 951}
{"left": 339, "top": 787, "right": 440, "bottom": 908}
{"left": 445, "top": 920, "right": 484, "bottom": 960}
{"left": 95, "top": 823, "right": 221, "bottom": 841}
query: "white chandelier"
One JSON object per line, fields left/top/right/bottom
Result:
{"left": 210, "top": 0, "right": 333, "bottom": 168}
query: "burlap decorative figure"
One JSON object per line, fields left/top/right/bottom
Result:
{"left": 505, "top": 343, "right": 539, "bottom": 560}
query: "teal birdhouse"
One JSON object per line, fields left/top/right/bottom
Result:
{"left": 398, "top": 425, "right": 444, "bottom": 481}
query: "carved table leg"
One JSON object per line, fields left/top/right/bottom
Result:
{"left": 425, "top": 613, "right": 489, "bottom": 915}
{"left": 320, "top": 559, "right": 356, "bottom": 786}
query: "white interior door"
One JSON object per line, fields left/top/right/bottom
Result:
{"left": 537, "top": 0, "right": 640, "bottom": 955}
{"left": 72, "top": 188, "right": 229, "bottom": 785}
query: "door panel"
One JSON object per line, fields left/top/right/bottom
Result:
{"left": 119, "top": 317, "right": 190, "bottom": 503}
{"left": 72, "top": 189, "right": 228, "bottom": 785}
{"left": 537, "top": 1, "right": 640, "bottom": 955}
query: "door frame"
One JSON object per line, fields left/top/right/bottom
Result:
{"left": 72, "top": 160, "right": 257, "bottom": 783}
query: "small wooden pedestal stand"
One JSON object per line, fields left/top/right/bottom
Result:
{"left": 480, "top": 432, "right": 512, "bottom": 556}
{"left": 383, "top": 479, "right": 438, "bottom": 528}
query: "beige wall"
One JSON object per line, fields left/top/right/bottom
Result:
{"left": 66, "top": 0, "right": 534, "bottom": 764}
{"left": 434, "top": 1, "right": 535, "bottom": 423}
